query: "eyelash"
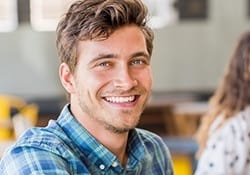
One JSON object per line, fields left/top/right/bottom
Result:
{"left": 131, "top": 60, "right": 144, "bottom": 65}
{"left": 99, "top": 62, "right": 111, "bottom": 67}
{"left": 131, "top": 58, "right": 149, "bottom": 65}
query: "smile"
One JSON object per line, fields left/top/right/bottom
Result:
{"left": 104, "top": 96, "right": 137, "bottom": 103}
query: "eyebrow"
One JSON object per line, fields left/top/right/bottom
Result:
{"left": 88, "top": 53, "right": 118, "bottom": 65}
{"left": 88, "top": 51, "right": 150, "bottom": 65}
{"left": 131, "top": 51, "right": 150, "bottom": 61}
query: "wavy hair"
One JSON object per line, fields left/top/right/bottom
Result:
{"left": 195, "top": 31, "right": 250, "bottom": 157}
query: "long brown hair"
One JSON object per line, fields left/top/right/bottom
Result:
{"left": 195, "top": 31, "right": 250, "bottom": 157}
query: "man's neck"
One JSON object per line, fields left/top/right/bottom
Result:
{"left": 70, "top": 102, "right": 130, "bottom": 166}
{"left": 73, "top": 113, "right": 129, "bottom": 165}
{"left": 96, "top": 130, "right": 129, "bottom": 166}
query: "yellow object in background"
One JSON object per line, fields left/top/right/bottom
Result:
{"left": 0, "top": 96, "right": 10, "bottom": 119}
{"left": 172, "top": 154, "right": 193, "bottom": 175}
{"left": 0, "top": 94, "right": 26, "bottom": 110}
{"left": 0, "top": 94, "right": 39, "bottom": 140}
{"left": 0, "top": 96, "right": 12, "bottom": 140}
{"left": 20, "top": 104, "right": 39, "bottom": 126}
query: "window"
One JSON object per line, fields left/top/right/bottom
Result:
{"left": 30, "top": 0, "right": 74, "bottom": 31}
{"left": 142, "top": 0, "right": 178, "bottom": 28}
{"left": 0, "top": 0, "right": 18, "bottom": 32}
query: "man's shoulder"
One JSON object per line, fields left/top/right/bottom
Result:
{"left": 0, "top": 125, "right": 78, "bottom": 174}
{"left": 9, "top": 121, "right": 70, "bottom": 157}
{"left": 133, "top": 128, "right": 174, "bottom": 174}
{"left": 20, "top": 127, "right": 62, "bottom": 147}
{"left": 135, "top": 128, "right": 163, "bottom": 141}
{"left": 135, "top": 128, "right": 166, "bottom": 148}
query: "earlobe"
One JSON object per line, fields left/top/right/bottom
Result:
{"left": 59, "top": 63, "right": 76, "bottom": 94}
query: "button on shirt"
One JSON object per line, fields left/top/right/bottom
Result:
{"left": 0, "top": 104, "right": 173, "bottom": 175}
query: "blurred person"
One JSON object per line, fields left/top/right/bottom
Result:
{"left": 194, "top": 31, "right": 250, "bottom": 175}
{"left": 0, "top": 0, "right": 174, "bottom": 174}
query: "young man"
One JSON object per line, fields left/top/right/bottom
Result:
{"left": 0, "top": 0, "right": 173, "bottom": 174}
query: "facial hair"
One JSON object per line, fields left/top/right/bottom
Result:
{"left": 77, "top": 88, "right": 150, "bottom": 134}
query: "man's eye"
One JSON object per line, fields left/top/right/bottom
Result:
{"left": 99, "top": 62, "right": 110, "bottom": 67}
{"left": 131, "top": 60, "right": 145, "bottom": 65}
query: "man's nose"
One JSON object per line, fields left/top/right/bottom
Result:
{"left": 113, "top": 66, "right": 138, "bottom": 90}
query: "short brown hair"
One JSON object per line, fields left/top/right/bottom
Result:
{"left": 56, "top": 0, "right": 154, "bottom": 73}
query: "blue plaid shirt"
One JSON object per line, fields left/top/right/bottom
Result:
{"left": 0, "top": 104, "right": 173, "bottom": 175}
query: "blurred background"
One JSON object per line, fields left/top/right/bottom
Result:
{"left": 1, "top": 0, "right": 249, "bottom": 98}
{"left": 0, "top": 0, "right": 249, "bottom": 174}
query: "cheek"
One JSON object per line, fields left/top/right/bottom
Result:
{"left": 144, "top": 75, "right": 152, "bottom": 89}
{"left": 137, "top": 69, "right": 152, "bottom": 88}
{"left": 86, "top": 72, "right": 112, "bottom": 91}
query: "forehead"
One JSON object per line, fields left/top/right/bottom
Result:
{"left": 76, "top": 25, "right": 148, "bottom": 61}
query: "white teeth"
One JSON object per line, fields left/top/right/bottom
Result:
{"left": 105, "top": 96, "right": 135, "bottom": 103}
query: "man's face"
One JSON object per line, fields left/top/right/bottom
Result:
{"left": 69, "top": 25, "right": 152, "bottom": 133}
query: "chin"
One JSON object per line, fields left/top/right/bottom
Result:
{"left": 105, "top": 122, "right": 137, "bottom": 134}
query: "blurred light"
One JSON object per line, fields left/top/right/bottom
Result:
{"left": 0, "top": 0, "right": 18, "bottom": 32}
{"left": 142, "top": 0, "right": 178, "bottom": 29}
{"left": 30, "top": 0, "right": 177, "bottom": 31}
{"left": 30, "top": 0, "right": 74, "bottom": 31}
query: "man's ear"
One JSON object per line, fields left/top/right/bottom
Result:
{"left": 59, "top": 63, "right": 76, "bottom": 94}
